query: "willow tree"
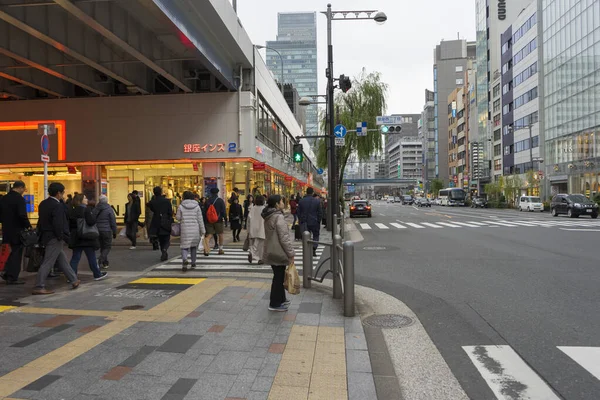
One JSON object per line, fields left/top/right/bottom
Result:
{"left": 316, "top": 70, "right": 388, "bottom": 200}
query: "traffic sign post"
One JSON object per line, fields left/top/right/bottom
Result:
{"left": 356, "top": 121, "right": 367, "bottom": 137}
{"left": 38, "top": 123, "right": 53, "bottom": 199}
{"left": 376, "top": 115, "right": 404, "bottom": 125}
{"left": 335, "top": 137, "right": 345, "bottom": 146}
{"left": 334, "top": 124, "right": 347, "bottom": 138}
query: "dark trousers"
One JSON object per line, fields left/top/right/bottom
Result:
{"left": 307, "top": 224, "right": 320, "bottom": 250}
{"left": 158, "top": 235, "right": 170, "bottom": 252}
{"left": 232, "top": 228, "right": 241, "bottom": 240}
{"left": 270, "top": 265, "right": 287, "bottom": 307}
{"left": 98, "top": 231, "right": 113, "bottom": 266}
{"left": 292, "top": 214, "right": 298, "bottom": 227}
{"left": 126, "top": 221, "right": 137, "bottom": 246}
{"left": 70, "top": 247, "right": 102, "bottom": 279}
{"left": 4, "top": 242, "right": 23, "bottom": 281}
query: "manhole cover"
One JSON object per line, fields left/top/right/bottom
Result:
{"left": 121, "top": 305, "right": 145, "bottom": 310}
{"left": 363, "top": 246, "right": 387, "bottom": 251}
{"left": 363, "top": 314, "right": 414, "bottom": 328}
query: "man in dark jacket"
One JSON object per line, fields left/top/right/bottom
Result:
{"left": 297, "top": 187, "right": 323, "bottom": 256}
{"left": 94, "top": 195, "right": 117, "bottom": 268}
{"left": 148, "top": 186, "right": 173, "bottom": 261}
{"left": 203, "top": 187, "right": 226, "bottom": 256}
{"left": 34, "top": 182, "right": 79, "bottom": 295}
{"left": 0, "top": 180, "right": 31, "bottom": 284}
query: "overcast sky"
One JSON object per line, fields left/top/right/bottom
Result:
{"left": 237, "top": 0, "right": 476, "bottom": 115}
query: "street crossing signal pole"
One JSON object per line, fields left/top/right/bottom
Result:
{"left": 326, "top": 4, "right": 337, "bottom": 234}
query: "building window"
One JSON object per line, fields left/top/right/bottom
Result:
{"left": 493, "top": 99, "right": 501, "bottom": 113}
{"left": 494, "top": 159, "right": 502, "bottom": 171}
{"left": 456, "top": 78, "right": 464, "bottom": 85}
{"left": 455, "top": 66, "right": 463, "bottom": 72}
{"left": 504, "top": 146, "right": 510, "bottom": 155}
{"left": 514, "top": 87, "right": 538, "bottom": 109}
{"left": 494, "top": 129, "right": 501, "bottom": 141}
{"left": 493, "top": 114, "right": 501, "bottom": 127}
{"left": 502, "top": 102, "right": 513, "bottom": 115}
{"left": 494, "top": 144, "right": 501, "bottom": 156}
{"left": 493, "top": 84, "right": 500, "bottom": 98}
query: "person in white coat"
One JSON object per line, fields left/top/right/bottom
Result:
{"left": 176, "top": 191, "right": 206, "bottom": 272}
{"left": 247, "top": 195, "right": 266, "bottom": 264}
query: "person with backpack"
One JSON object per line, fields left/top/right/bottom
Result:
{"left": 148, "top": 186, "right": 173, "bottom": 261}
{"left": 203, "top": 187, "right": 226, "bottom": 256}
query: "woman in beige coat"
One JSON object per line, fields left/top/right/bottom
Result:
{"left": 247, "top": 195, "right": 266, "bottom": 264}
{"left": 262, "top": 194, "right": 295, "bottom": 312}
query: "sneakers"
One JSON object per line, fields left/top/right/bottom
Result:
{"left": 282, "top": 300, "right": 291, "bottom": 306}
{"left": 182, "top": 259, "right": 189, "bottom": 272}
{"left": 94, "top": 272, "right": 108, "bottom": 281}
{"left": 268, "top": 305, "right": 288, "bottom": 312}
{"left": 129, "top": 246, "right": 137, "bottom": 250}
{"left": 248, "top": 253, "right": 252, "bottom": 264}
{"left": 218, "top": 249, "right": 225, "bottom": 255}
{"left": 190, "top": 263, "right": 196, "bottom": 269}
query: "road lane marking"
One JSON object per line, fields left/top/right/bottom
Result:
{"left": 499, "top": 221, "right": 537, "bottom": 227}
{"left": 375, "top": 223, "right": 389, "bottom": 229}
{"left": 463, "top": 345, "right": 560, "bottom": 400}
{"left": 558, "top": 346, "right": 600, "bottom": 380}
{"left": 405, "top": 223, "right": 424, "bottom": 229}
{"left": 359, "top": 223, "right": 371, "bottom": 230}
{"left": 437, "top": 222, "right": 462, "bottom": 228}
{"left": 467, "top": 221, "right": 488, "bottom": 226}
{"left": 451, "top": 222, "right": 480, "bottom": 228}
{"left": 390, "top": 223, "right": 406, "bottom": 229}
{"left": 421, "top": 223, "right": 442, "bottom": 228}
{"left": 482, "top": 220, "right": 517, "bottom": 227}
{"left": 560, "top": 228, "right": 600, "bottom": 231}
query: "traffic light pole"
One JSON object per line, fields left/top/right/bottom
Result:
{"left": 326, "top": 4, "right": 338, "bottom": 234}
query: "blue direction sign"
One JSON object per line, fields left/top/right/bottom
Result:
{"left": 334, "top": 124, "right": 347, "bottom": 138}
{"left": 41, "top": 134, "right": 50, "bottom": 155}
{"left": 317, "top": 168, "right": 324, "bottom": 175}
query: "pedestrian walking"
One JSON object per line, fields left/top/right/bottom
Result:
{"left": 124, "top": 192, "right": 141, "bottom": 249}
{"left": 33, "top": 182, "right": 80, "bottom": 295}
{"left": 68, "top": 195, "right": 107, "bottom": 281}
{"left": 145, "top": 197, "right": 158, "bottom": 250}
{"left": 229, "top": 197, "right": 243, "bottom": 242}
{"left": 203, "top": 187, "right": 226, "bottom": 256}
{"left": 0, "top": 180, "right": 31, "bottom": 285}
{"left": 148, "top": 186, "right": 173, "bottom": 262}
{"left": 200, "top": 197, "right": 218, "bottom": 250}
{"left": 262, "top": 195, "right": 294, "bottom": 312}
{"left": 243, "top": 194, "right": 253, "bottom": 229}
{"left": 94, "top": 195, "right": 117, "bottom": 269}
{"left": 297, "top": 187, "right": 323, "bottom": 257}
{"left": 247, "top": 195, "right": 265, "bottom": 264}
{"left": 289, "top": 195, "right": 298, "bottom": 228}
{"left": 176, "top": 191, "right": 205, "bottom": 272}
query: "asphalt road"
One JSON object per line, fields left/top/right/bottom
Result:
{"left": 351, "top": 201, "right": 600, "bottom": 400}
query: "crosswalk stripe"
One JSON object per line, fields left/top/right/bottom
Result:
{"left": 375, "top": 223, "right": 389, "bottom": 229}
{"left": 437, "top": 222, "right": 462, "bottom": 228}
{"left": 421, "top": 223, "right": 442, "bottom": 228}
{"left": 389, "top": 223, "right": 406, "bottom": 229}
{"left": 452, "top": 222, "right": 480, "bottom": 228}
{"left": 467, "top": 221, "right": 488, "bottom": 226}
{"left": 482, "top": 220, "right": 517, "bottom": 227}
{"left": 463, "top": 345, "right": 560, "bottom": 400}
{"left": 405, "top": 223, "right": 424, "bottom": 229}
{"left": 558, "top": 346, "right": 600, "bottom": 380}
{"left": 360, "top": 223, "right": 372, "bottom": 230}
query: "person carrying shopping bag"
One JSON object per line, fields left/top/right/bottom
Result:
{"left": 176, "top": 191, "right": 206, "bottom": 272}
{"left": 247, "top": 195, "right": 266, "bottom": 265}
{"left": 262, "top": 194, "right": 295, "bottom": 312}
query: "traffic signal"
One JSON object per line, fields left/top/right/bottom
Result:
{"left": 380, "top": 125, "right": 402, "bottom": 134}
{"left": 339, "top": 75, "right": 352, "bottom": 93}
{"left": 293, "top": 143, "right": 304, "bottom": 163}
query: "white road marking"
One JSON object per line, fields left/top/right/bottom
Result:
{"left": 496, "top": 220, "right": 536, "bottom": 227}
{"left": 482, "top": 220, "right": 518, "bottom": 227}
{"left": 359, "top": 223, "right": 372, "bottom": 230}
{"left": 380, "top": 213, "right": 386, "bottom": 216}
{"left": 390, "top": 223, "right": 406, "bottom": 229}
{"left": 405, "top": 223, "right": 424, "bottom": 229}
{"left": 437, "top": 222, "right": 462, "bottom": 228}
{"left": 558, "top": 346, "right": 600, "bottom": 380}
{"left": 451, "top": 222, "right": 480, "bottom": 228}
{"left": 560, "top": 228, "right": 600, "bottom": 232}
{"left": 463, "top": 345, "right": 560, "bottom": 400}
{"left": 421, "top": 223, "right": 442, "bottom": 228}
{"left": 375, "top": 223, "right": 389, "bottom": 229}
{"left": 467, "top": 221, "right": 488, "bottom": 226}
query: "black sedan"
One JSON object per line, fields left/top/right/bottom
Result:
{"left": 551, "top": 194, "right": 598, "bottom": 218}
{"left": 471, "top": 197, "right": 488, "bottom": 208}
{"left": 349, "top": 200, "right": 372, "bottom": 218}
{"left": 415, "top": 198, "right": 431, "bottom": 207}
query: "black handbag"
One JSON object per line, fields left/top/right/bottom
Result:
{"left": 160, "top": 214, "right": 172, "bottom": 232}
{"left": 20, "top": 228, "right": 39, "bottom": 247}
{"left": 26, "top": 245, "right": 45, "bottom": 272}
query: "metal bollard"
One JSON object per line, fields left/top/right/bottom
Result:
{"left": 332, "top": 234, "right": 342, "bottom": 299}
{"left": 302, "top": 231, "right": 312, "bottom": 288}
{"left": 343, "top": 241, "right": 355, "bottom": 317}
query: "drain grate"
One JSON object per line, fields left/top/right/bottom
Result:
{"left": 121, "top": 305, "right": 145, "bottom": 310}
{"left": 363, "top": 314, "right": 414, "bottom": 329}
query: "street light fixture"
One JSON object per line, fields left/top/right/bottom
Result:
{"left": 256, "top": 45, "right": 284, "bottom": 94}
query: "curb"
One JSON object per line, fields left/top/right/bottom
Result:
{"left": 344, "top": 220, "right": 364, "bottom": 243}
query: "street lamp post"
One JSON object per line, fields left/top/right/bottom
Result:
{"left": 322, "top": 4, "right": 387, "bottom": 233}
{"left": 256, "top": 45, "right": 284, "bottom": 94}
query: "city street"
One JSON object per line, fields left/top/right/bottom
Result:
{"left": 351, "top": 201, "right": 600, "bottom": 400}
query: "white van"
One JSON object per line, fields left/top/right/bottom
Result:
{"left": 519, "top": 196, "right": 543, "bottom": 212}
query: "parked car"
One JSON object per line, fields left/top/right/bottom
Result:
{"left": 402, "top": 195, "right": 413, "bottom": 205}
{"left": 349, "top": 200, "right": 372, "bottom": 218}
{"left": 416, "top": 198, "right": 431, "bottom": 207}
{"left": 394, "top": 196, "right": 401, "bottom": 203}
{"left": 551, "top": 194, "right": 598, "bottom": 218}
{"left": 471, "top": 197, "right": 488, "bottom": 208}
{"left": 386, "top": 196, "right": 393, "bottom": 203}
{"left": 518, "top": 196, "right": 543, "bottom": 212}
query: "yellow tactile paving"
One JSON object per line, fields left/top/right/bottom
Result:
{"left": 128, "top": 277, "right": 206, "bottom": 285}
{"left": 269, "top": 325, "right": 348, "bottom": 400}
{"left": 0, "top": 277, "right": 230, "bottom": 398}
{"left": 12, "top": 307, "right": 118, "bottom": 318}
{"left": 0, "top": 306, "right": 16, "bottom": 313}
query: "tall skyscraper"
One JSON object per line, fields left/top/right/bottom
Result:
{"left": 421, "top": 89, "right": 436, "bottom": 191}
{"left": 266, "top": 12, "right": 318, "bottom": 136}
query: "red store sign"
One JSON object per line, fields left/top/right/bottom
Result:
{"left": 253, "top": 162, "right": 266, "bottom": 171}
{"left": 183, "top": 143, "right": 226, "bottom": 153}
{"left": 285, "top": 176, "right": 294, "bottom": 182}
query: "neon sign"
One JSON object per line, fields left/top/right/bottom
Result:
{"left": 183, "top": 143, "right": 226, "bottom": 153}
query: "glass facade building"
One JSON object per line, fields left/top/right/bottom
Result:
{"left": 266, "top": 13, "right": 318, "bottom": 136}
{"left": 543, "top": 0, "right": 600, "bottom": 197}
{"left": 475, "top": 0, "right": 490, "bottom": 181}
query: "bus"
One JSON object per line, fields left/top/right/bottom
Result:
{"left": 438, "top": 188, "right": 466, "bottom": 206}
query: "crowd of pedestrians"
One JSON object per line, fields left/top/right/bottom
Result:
{"left": 0, "top": 181, "right": 325, "bottom": 310}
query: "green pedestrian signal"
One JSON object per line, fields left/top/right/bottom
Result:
{"left": 293, "top": 143, "right": 304, "bottom": 163}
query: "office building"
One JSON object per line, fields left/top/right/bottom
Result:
{"left": 385, "top": 114, "right": 420, "bottom": 179}
{"left": 433, "top": 40, "right": 476, "bottom": 186}
{"left": 543, "top": 0, "right": 600, "bottom": 197}
{"left": 501, "top": 1, "right": 541, "bottom": 195}
{"left": 447, "top": 86, "right": 469, "bottom": 189}
{"left": 388, "top": 139, "right": 423, "bottom": 181}
{"left": 421, "top": 89, "right": 436, "bottom": 191}
{"left": 266, "top": 12, "right": 318, "bottom": 135}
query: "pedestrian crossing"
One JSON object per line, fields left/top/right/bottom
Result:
{"left": 152, "top": 245, "right": 325, "bottom": 271}
{"left": 356, "top": 219, "right": 600, "bottom": 231}
{"left": 463, "top": 345, "right": 600, "bottom": 400}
